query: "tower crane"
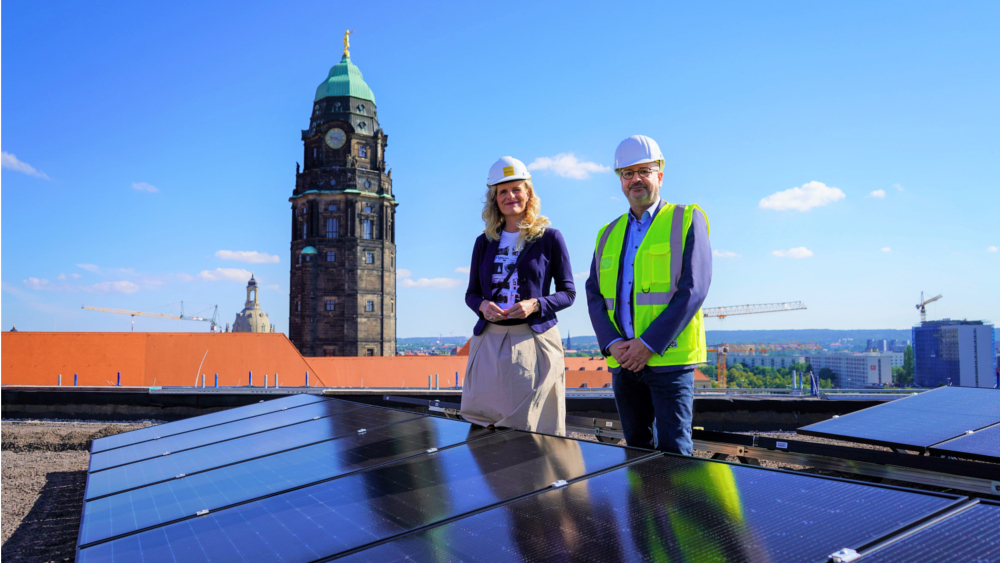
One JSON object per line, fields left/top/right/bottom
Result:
{"left": 915, "top": 292, "right": 942, "bottom": 324}
{"left": 82, "top": 302, "right": 220, "bottom": 332}
{"left": 703, "top": 301, "right": 807, "bottom": 388}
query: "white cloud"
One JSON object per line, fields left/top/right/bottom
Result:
{"left": 867, "top": 189, "right": 886, "bottom": 199}
{"left": 76, "top": 264, "right": 100, "bottom": 273}
{"left": 527, "top": 153, "right": 611, "bottom": 180}
{"left": 759, "top": 181, "right": 846, "bottom": 211}
{"left": 893, "top": 183, "right": 905, "bottom": 191}
{"left": 71, "top": 273, "right": 82, "bottom": 279}
{"left": 132, "top": 182, "right": 160, "bottom": 193}
{"left": 396, "top": 269, "right": 413, "bottom": 279}
{"left": 214, "top": 250, "right": 280, "bottom": 264}
{"left": 399, "top": 277, "right": 465, "bottom": 289}
{"left": 89, "top": 281, "right": 140, "bottom": 294}
{"left": 772, "top": 247, "right": 814, "bottom": 259}
{"left": 198, "top": 268, "right": 253, "bottom": 282}
{"left": 2, "top": 151, "right": 50, "bottom": 179}
{"left": 881, "top": 247, "right": 891, "bottom": 252}
{"left": 713, "top": 250, "right": 739, "bottom": 258}
{"left": 610, "top": 196, "right": 621, "bottom": 202}
{"left": 989, "top": 246, "right": 998, "bottom": 253}
{"left": 23, "top": 277, "right": 139, "bottom": 294}
{"left": 177, "top": 273, "right": 195, "bottom": 282}
{"left": 454, "top": 266, "right": 471, "bottom": 274}
{"left": 574, "top": 271, "right": 589, "bottom": 278}
{"left": 57, "top": 273, "right": 67, "bottom": 280}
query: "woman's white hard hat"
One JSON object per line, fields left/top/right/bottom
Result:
{"left": 614, "top": 135, "right": 664, "bottom": 171}
{"left": 487, "top": 156, "right": 531, "bottom": 187}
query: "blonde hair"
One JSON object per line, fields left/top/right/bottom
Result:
{"left": 482, "top": 179, "right": 550, "bottom": 247}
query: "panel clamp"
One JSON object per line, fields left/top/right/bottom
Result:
{"left": 551, "top": 480, "right": 568, "bottom": 488}
{"left": 176, "top": 474, "right": 185, "bottom": 479}
{"left": 426, "top": 448, "right": 438, "bottom": 454}
{"left": 196, "top": 509, "right": 209, "bottom": 516}
{"left": 358, "top": 428, "right": 367, "bottom": 434}
{"left": 163, "top": 452, "right": 170, "bottom": 456}
{"left": 829, "top": 548, "right": 860, "bottom": 562}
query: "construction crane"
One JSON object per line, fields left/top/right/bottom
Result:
{"left": 704, "top": 301, "right": 807, "bottom": 319}
{"left": 915, "top": 292, "right": 942, "bottom": 323}
{"left": 703, "top": 301, "right": 807, "bottom": 388}
{"left": 82, "top": 302, "right": 220, "bottom": 332}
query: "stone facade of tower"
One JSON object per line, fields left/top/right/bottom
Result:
{"left": 288, "top": 51, "right": 397, "bottom": 357}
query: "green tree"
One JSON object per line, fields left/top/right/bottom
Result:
{"left": 699, "top": 364, "right": 718, "bottom": 379}
{"left": 901, "top": 345, "right": 915, "bottom": 385}
{"left": 818, "top": 367, "right": 837, "bottom": 387}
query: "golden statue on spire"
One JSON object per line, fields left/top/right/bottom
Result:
{"left": 343, "top": 29, "right": 355, "bottom": 57}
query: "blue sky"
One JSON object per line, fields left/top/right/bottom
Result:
{"left": 3, "top": 1, "right": 998, "bottom": 337}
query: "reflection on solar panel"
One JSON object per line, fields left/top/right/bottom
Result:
{"left": 78, "top": 416, "right": 489, "bottom": 545}
{"left": 90, "top": 393, "right": 325, "bottom": 453}
{"left": 78, "top": 431, "right": 649, "bottom": 562}
{"left": 860, "top": 501, "right": 1000, "bottom": 562}
{"left": 88, "top": 398, "right": 365, "bottom": 471}
{"left": 928, "top": 422, "right": 1000, "bottom": 463}
{"left": 798, "top": 387, "right": 1000, "bottom": 450}
{"left": 84, "top": 403, "right": 420, "bottom": 500}
{"left": 342, "top": 454, "right": 962, "bottom": 563}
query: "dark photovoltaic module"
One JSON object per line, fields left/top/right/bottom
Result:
{"left": 797, "top": 386, "right": 1000, "bottom": 451}
{"left": 77, "top": 394, "right": 993, "bottom": 562}
{"left": 928, "top": 422, "right": 1000, "bottom": 463}
{"left": 859, "top": 501, "right": 1000, "bottom": 562}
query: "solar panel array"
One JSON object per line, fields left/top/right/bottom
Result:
{"left": 79, "top": 394, "right": 995, "bottom": 562}
{"left": 798, "top": 386, "right": 1000, "bottom": 455}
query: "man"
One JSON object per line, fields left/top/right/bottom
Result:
{"left": 585, "top": 135, "right": 712, "bottom": 455}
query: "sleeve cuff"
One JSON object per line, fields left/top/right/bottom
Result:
{"left": 604, "top": 338, "right": 624, "bottom": 356}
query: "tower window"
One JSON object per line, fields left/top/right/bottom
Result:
{"left": 325, "top": 300, "right": 336, "bottom": 311}
{"left": 357, "top": 104, "right": 365, "bottom": 112}
{"left": 366, "top": 348, "right": 374, "bottom": 356}
{"left": 296, "top": 301, "right": 301, "bottom": 312}
{"left": 329, "top": 179, "right": 336, "bottom": 187}
{"left": 302, "top": 222, "right": 307, "bottom": 238}
{"left": 362, "top": 219, "right": 373, "bottom": 240}
{"left": 358, "top": 122, "right": 367, "bottom": 131}
{"left": 313, "top": 148, "right": 317, "bottom": 158}
{"left": 326, "top": 250, "right": 335, "bottom": 262}
{"left": 298, "top": 254, "right": 302, "bottom": 264}
{"left": 334, "top": 103, "right": 342, "bottom": 111}
{"left": 359, "top": 146, "right": 367, "bottom": 157}
{"left": 326, "top": 218, "right": 339, "bottom": 238}
{"left": 328, "top": 203, "right": 337, "bottom": 211}
{"left": 365, "top": 251, "right": 375, "bottom": 264}
{"left": 366, "top": 300, "right": 375, "bottom": 312}
{"left": 364, "top": 180, "right": 371, "bottom": 188}
{"left": 364, "top": 204, "right": 372, "bottom": 213}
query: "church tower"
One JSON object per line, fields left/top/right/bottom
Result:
{"left": 289, "top": 32, "right": 397, "bottom": 357}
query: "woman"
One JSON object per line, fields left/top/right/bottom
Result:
{"left": 461, "top": 156, "right": 576, "bottom": 436}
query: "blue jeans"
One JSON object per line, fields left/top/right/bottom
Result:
{"left": 612, "top": 367, "right": 695, "bottom": 455}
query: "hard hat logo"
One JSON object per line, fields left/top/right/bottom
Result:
{"left": 615, "top": 135, "right": 665, "bottom": 171}
{"left": 487, "top": 157, "right": 531, "bottom": 186}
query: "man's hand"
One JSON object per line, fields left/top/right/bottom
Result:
{"left": 479, "top": 300, "right": 507, "bottom": 322}
{"left": 618, "top": 339, "right": 654, "bottom": 372}
{"left": 503, "top": 299, "right": 539, "bottom": 319}
{"left": 608, "top": 340, "right": 630, "bottom": 366}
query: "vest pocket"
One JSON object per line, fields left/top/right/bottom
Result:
{"left": 600, "top": 254, "right": 618, "bottom": 271}
{"left": 649, "top": 243, "right": 671, "bottom": 288}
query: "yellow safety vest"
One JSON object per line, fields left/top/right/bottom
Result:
{"left": 595, "top": 202, "right": 709, "bottom": 368}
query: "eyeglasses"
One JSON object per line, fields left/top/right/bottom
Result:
{"left": 618, "top": 167, "right": 660, "bottom": 181}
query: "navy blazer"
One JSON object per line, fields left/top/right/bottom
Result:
{"left": 465, "top": 228, "right": 576, "bottom": 336}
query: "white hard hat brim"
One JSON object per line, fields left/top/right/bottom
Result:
{"left": 487, "top": 174, "right": 531, "bottom": 187}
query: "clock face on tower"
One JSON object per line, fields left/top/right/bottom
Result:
{"left": 325, "top": 128, "right": 346, "bottom": 149}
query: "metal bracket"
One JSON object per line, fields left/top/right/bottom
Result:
{"left": 175, "top": 474, "right": 185, "bottom": 479}
{"left": 357, "top": 428, "right": 367, "bottom": 434}
{"left": 426, "top": 448, "right": 438, "bottom": 454}
{"left": 829, "top": 548, "right": 860, "bottom": 562}
{"left": 196, "top": 509, "right": 210, "bottom": 517}
{"left": 551, "top": 480, "right": 568, "bottom": 488}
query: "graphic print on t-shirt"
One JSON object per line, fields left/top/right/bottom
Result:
{"left": 491, "top": 231, "right": 521, "bottom": 310}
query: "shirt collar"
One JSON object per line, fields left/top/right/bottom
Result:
{"left": 628, "top": 196, "right": 662, "bottom": 224}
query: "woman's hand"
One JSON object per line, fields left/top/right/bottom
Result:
{"left": 479, "top": 300, "right": 507, "bottom": 322}
{"left": 503, "top": 299, "right": 539, "bottom": 319}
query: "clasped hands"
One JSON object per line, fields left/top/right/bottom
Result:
{"left": 480, "top": 299, "right": 539, "bottom": 322}
{"left": 609, "top": 339, "right": 654, "bottom": 372}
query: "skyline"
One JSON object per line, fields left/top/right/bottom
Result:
{"left": 3, "top": 1, "right": 999, "bottom": 337}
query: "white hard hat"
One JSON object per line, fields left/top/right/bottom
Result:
{"left": 614, "top": 135, "right": 664, "bottom": 171}
{"left": 487, "top": 156, "right": 531, "bottom": 187}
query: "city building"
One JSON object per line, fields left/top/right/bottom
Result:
{"left": 232, "top": 274, "right": 274, "bottom": 333}
{"left": 888, "top": 339, "right": 910, "bottom": 353}
{"left": 808, "top": 353, "right": 895, "bottom": 388}
{"left": 866, "top": 339, "right": 887, "bottom": 352}
{"left": 912, "top": 320, "right": 996, "bottom": 388}
{"left": 724, "top": 354, "right": 806, "bottom": 370}
{"left": 288, "top": 37, "right": 397, "bottom": 357}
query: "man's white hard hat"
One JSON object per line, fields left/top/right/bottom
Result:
{"left": 487, "top": 156, "right": 531, "bottom": 187}
{"left": 614, "top": 135, "right": 665, "bottom": 171}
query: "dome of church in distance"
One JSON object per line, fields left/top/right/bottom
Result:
{"left": 232, "top": 273, "right": 273, "bottom": 333}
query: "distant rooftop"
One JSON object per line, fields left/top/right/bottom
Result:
{"left": 920, "top": 319, "right": 990, "bottom": 326}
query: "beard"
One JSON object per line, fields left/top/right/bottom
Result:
{"left": 626, "top": 180, "right": 658, "bottom": 206}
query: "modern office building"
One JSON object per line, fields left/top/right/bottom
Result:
{"left": 866, "top": 339, "right": 888, "bottom": 352}
{"left": 806, "top": 353, "right": 895, "bottom": 388}
{"left": 724, "top": 354, "right": 806, "bottom": 370}
{"left": 912, "top": 320, "right": 996, "bottom": 388}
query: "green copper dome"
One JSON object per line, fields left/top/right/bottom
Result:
{"left": 314, "top": 55, "right": 375, "bottom": 104}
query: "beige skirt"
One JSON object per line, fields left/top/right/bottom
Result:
{"left": 460, "top": 322, "right": 566, "bottom": 436}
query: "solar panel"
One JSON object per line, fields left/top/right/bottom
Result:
{"left": 341, "top": 454, "right": 964, "bottom": 563}
{"left": 928, "top": 422, "right": 1000, "bottom": 463}
{"left": 88, "top": 398, "right": 365, "bottom": 472}
{"left": 77, "top": 431, "right": 649, "bottom": 562}
{"left": 78, "top": 416, "right": 490, "bottom": 546}
{"left": 90, "top": 393, "right": 327, "bottom": 453}
{"left": 859, "top": 501, "right": 1000, "bottom": 562}
{"left": 84, "top": 405, "right": 421, "bottom": 500}
{"left": 798, "top": 387, "right": 1000, "bottom": 450}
